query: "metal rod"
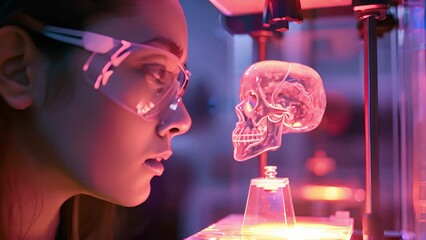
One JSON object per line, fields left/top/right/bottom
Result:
{"left": 254, "top": 33, "right": 269, "bottom": 177}
{"left": 259, "top": 153, "right": 268, "bottom": 177}
{"left": 362, "top": 15, "right": 383, "bottom": 240}
{"left": 364, "top": 14, "right": 380, "bottom": 217}
{"left": 257, "top": 35, "right": 268, "bottom": 62}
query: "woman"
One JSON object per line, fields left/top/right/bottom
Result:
{"left": 0, "top": 0, "right": 191, "bottom": 239}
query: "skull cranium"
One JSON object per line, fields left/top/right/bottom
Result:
{"left": 232, "top": 60, "right": 326, "bottom": 161}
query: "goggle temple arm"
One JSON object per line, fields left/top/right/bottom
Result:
{"left": 42, "top": 25, "right": 115, "bottom": 54}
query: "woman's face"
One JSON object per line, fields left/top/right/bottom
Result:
{"left": 34, "top": 0, "right": 191, "bottom": 206}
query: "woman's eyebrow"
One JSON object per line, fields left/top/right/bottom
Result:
{"left": 144, "top": 37, "right": 183, "bottom": 59}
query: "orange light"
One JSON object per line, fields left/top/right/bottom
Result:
{"left": 354, "top": 189, "right": 366, "bottom": 202}
{"left": 305, "top": 150, "right": 336, "bottom": 176}
{"left": 313, "top": 162, "right": 328, "bottom": 176}
{"left": 301, "top": 185, "right": 352, "bottom": 201}
{"left": 242, "top": 222, "right": 352, "bottom": 239}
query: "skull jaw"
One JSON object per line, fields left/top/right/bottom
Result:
{"left": 233, "top": 129, "right": 283, "bottom": 161}
{"left": 232, "top": 118, "right": 284, "bottom": 161}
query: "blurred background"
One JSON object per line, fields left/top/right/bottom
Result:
{"left": 117, "top": 0, "right": 426, "bottom": 239}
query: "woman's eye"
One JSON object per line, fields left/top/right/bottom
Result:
{"left": 151, "top": 69, "right": 166, "bottom": 81}
{"left": 136, "top": 64, "right": 176, "bottom": 97}
{"left": 155, "top": 88, "right": 166, "bottom": 96}
{"left": 154, "top": 76, "right": 166, "bottom": 86}
{"left": 150, "top": 78, "right": 167, "bottom": 94}
{"left": 143, "top": 64, "right": 168, "bottom": 83}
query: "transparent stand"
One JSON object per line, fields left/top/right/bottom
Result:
{"left": 185, "top": 165, "right": 354, "bottom": 240}
{"left": 241, "top": 166, "right": 296, "bottom": 235}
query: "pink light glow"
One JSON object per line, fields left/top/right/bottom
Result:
{"left": 209, "top": 0, "right": 352, "bottom": 16}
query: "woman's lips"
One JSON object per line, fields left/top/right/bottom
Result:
{"left": 144, "top": 159, "right": 164, "bottom": 175}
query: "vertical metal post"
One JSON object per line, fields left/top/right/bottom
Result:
{"left": 259, "top": 153, "right": 268, "bottom": 177}
{"left": 362, "top": 15, "right": 384, "bottom": 240}
{"left": 257, "top": 34, "right": 268, "bottom": 61}
{"left": 252, "top": 32, "right": 270, "bottom": 177}
{"left": 353, "top": 3, "right": 387, "bottom": 239}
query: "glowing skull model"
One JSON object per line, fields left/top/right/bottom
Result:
{"left": 232, "top": 60, "right": 326, "bottom": 161}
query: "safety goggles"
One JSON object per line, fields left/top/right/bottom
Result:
{"left": 42, "top": 25, "right": 190, "bottom": 119}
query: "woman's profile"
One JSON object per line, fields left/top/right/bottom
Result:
{"left": 0, "top": 0, "right": 191, "bottom": 239}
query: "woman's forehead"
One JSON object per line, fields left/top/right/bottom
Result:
{"left": 85, "top": 0, "right": 187, "bottom": 60}
{"left": 144, "top": 38, "right": 184, "bottom": 60}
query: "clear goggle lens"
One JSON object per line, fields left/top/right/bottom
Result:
{"left": 42, "top": 26, "right": 190, "bottom": 119}
{"left": 83, "top": 42, "right": 190, "bottom": 119}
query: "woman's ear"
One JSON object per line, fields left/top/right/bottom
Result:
{"left": 0, "top": 26, "right": 37, "bottom": 110}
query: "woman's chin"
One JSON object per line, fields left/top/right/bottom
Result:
{"left": 99, "top": 184, "right": 152, "bottom": 207}
{"left": 119, "top": 188, "right": 151, "bottom": 207}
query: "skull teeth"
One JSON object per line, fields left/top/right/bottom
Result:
{"left": 232, "top": 124, "right": 267, "bottom": 143}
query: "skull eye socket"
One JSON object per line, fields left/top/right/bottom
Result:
{"left": 243, "top": 92, "right": 257, "bottom": 113}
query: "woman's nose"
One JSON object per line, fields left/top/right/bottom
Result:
{"left": 156, "top": 99, "right": 192, "bottom": 138}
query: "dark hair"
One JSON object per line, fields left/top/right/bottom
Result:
{"left": 0, "top": 1, "right": 132, "bottom": 239}
{"left": 1, "top": 0, "right": 130, "bottom": 59}
{"left": 2, "top": 0, "right": 118, "bottom": 27}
